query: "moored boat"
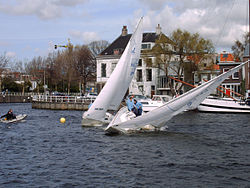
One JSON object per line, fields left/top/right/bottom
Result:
{"left": 198, "top": 96, "right": 250, "bottom": 113}
{"left": 140, "top": 95, "right": 172, "bottom": 112}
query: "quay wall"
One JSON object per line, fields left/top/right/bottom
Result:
{"left": 31, "top": 95, "right": 126, "bottom": 111}
{"left": 0, "top": 95, "right": 32, "bottom": 103}
{"left": 32, "top": 101, "right": 89, "bottom": 111}
{"left": 31, "top": 95, "right": 93, "bottom": 111}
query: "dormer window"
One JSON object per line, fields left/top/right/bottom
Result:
{"left": 113, "top": 48, "right": 123, "bottom": 55}
{"left": 141, "top": 43, "right": 151, "bottom": 50}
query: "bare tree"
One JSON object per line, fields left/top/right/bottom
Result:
{"left": 88, "top": 40, "right": 109, "bottom": 56}
{"left": 0, "top": 53, "right": 9, "bottom": 91}
{"left": 231, "top": 32, "right": 249, "bottom": 62}
{"left": 25, "top": 56, "right": 45, "bottom": 92}
{"left": 74, "top": 45, "right": 96, "bottom": 94}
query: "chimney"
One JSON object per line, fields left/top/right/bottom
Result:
{"left": 122, "top": 26, "right": 128, "bottom": 36}
{"left": 156, "top": 24, "right": 162, "bottom": 35}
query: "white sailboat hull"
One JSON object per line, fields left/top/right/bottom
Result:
{"left": 105, "top": 107, "right": 166, "bottom": 134}
{"left": 82, "top": 112, "right": 114, "bottom": 126}
{"left": 198, "top": 98, "right": 250, "bottom": 113}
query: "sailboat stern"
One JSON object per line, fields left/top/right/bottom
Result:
{"left": 82, "top": 112, "right": 114, "bottom": 127}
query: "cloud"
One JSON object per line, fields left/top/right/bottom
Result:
{"left": 55, "top": 0, "right": 89, "bottom": 6}
{"left": 0, "top": 0, "right": 89, "bottom": 20}
{"left": 6, "top": 51, "right": 16, "bottom": 58}
{"left": 134, "top": 0, "right": 248, "bottom": 51}
{"left": 138, "top": 0, "right": 168, "bottom": 10}
{"left": 69, "top": 30, "right": 100, "bottom": 44}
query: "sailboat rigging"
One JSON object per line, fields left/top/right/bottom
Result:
{"left": 82, "top": 17, "right": 143, "bottom": 126}
{"left": 105, "top": 60, "right": 249, "bottom": 134}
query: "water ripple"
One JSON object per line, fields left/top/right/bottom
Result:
{"left": 0, "top": 104, "right": 250, "bottom": 187}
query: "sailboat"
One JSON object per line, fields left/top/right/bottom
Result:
{"left": 82, "top": 17, "right": 143, "bottom": 126}
{"left": 105, "top": 60, "right": 249, "bottom": 134}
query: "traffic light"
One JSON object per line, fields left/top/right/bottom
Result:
{"left": 54, "top": 45, "right": 57, "bottom": 49}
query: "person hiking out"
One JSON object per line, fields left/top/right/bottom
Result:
{"left": 132, "top": 99, "right": 143, "bottom": 116}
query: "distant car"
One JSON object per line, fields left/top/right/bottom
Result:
{"left": 86, "top": 93, "right": 98, "bottom": 99}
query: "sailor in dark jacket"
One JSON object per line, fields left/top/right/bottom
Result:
{"left": 1, "top": 109, "right": 16, "bottom": 120}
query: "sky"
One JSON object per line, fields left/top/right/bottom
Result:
{"left": 0, "top": 0, "right": 249, "bottom": 64}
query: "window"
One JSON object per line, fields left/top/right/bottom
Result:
{"left": 138, "top": 59, "right": 142, "bottom": 67}
{"left": 232, "top": 71, "right": 239, "bottom": 79}
{"left": 113, "top": 48, "right": 123, "bottom": 55}
{"left": 111, "top": 63, "right": 117, "bottom": 73}
{"left": 145, "top": 58, "right": 152, "bottom": 67}
{"left": 141, "top": 43, "right": 151, "bottom": 49}
{"left": 137, "top": 69, "right": 142, "bottom": 82}
{"left": 101, "top": 63, "right": 106, "bottom": 77}
{"left": 146, "top": 69, "right": 152, "bottom": 81}
{"left": 151, "top": 85, "right": 155, "bottom": 91}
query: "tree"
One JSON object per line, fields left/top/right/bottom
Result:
{"left": 0, "top": 53, "right": 9, "bottom": 91}
{"left": 44, "top": 52, "right": 60, "bottom": 91}
{"left": 73, "top": 45, "right": 96, "bottom": 94}
{"left": 25, "top": 56, "right": 45, "bottom": 93}
{"left": 2, "top": 77, "right": 22, "bottom": 92}
{"left": 171, "top": 29, "right": 214, "bottom": 90}
{"left": 88, "top": 40, "right": 109, "bottom": 56}
{"left": 144, "top": 29, "right": 214, "bottom": 95}
{"left": 231, "top": 32, "right": 249, "bottom": 62}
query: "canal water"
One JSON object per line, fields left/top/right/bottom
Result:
{"left": 0, "top": 103, "right": 249, "bottom": 187}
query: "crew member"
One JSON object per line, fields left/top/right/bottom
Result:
{"left": 126, "top": 96, "right": 134, "bottom": 111}
{"left": 1, "top": 109, "right": 16, "bottom": 120}
{"left": 132, "top": 99, "right": 143, "bottom": 116}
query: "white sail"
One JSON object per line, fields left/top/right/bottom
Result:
{"left": 106, "top": 61, "right": 248, "bottom": 133}
{"left": 82, "top": 17, "right": 143, "bottom": 124}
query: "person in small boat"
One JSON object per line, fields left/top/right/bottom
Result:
{"left": 1, "top": 109, "right": 16, "bottom": 120}
{"left": 132, "top": 99, "right": 143, "bottom": 116}
{"left": 126, "top": 96, "right": 134, "bottom": 111}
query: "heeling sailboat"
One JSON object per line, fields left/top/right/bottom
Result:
{"left": 105, "top": 61, "right": 248, "bottom": 134}
{"left": 82, "top": 17, "right": 143, "bottom": 126}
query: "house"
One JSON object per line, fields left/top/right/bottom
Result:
{"left": 96, "top": 24, "right": 180, "bottom": 97}
{"left": 243, "top": 44, "right": 250, "bottom": 98}
{"left": 193, "top": 54, "right": 220, "bottom": 85}
{"left": 217, "top": 51, "right": 244, "bottom": 98}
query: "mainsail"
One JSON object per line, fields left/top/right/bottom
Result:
{"left": 82, "top": 17, "right": 143, "bottom": 123}
{"left": 106, "top": 61, "right": 248, "bottom": 133}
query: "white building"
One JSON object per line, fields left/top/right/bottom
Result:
{"left": 96, "top": 24, "right": 179, "bottom": 97}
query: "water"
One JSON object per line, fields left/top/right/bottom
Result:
{"left": 0, "top": 103, "right": 250, "bottom": 187}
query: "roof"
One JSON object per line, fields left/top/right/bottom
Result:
{"left": 219, "top": 53, "right": 234, "bottom": 62}
{"left": 100, "top": 33, "right": 160, "bottom": 56}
